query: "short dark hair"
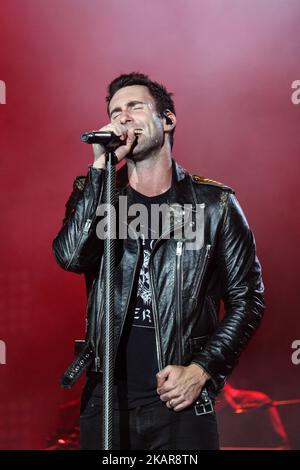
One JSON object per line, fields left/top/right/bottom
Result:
{"left": 106, "top": 72, "right": 176, "bottom": 148}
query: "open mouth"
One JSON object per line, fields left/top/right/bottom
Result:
{"left": 134, "top": 128, "right": 143, "bottom": 136}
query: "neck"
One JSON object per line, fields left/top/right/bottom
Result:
{"left": 127, "top": 149, "right": 172, "bottom": 197}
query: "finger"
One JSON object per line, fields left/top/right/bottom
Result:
{"left": 115, "top": 123, "right": 133, "bottom": 140}
{"left": 164, "top": 396, "right": 185, "bottom": 409}
{"left": 159, "top": 390, "right": 180, "bottom": 402}
{"left": 156, "top": 376, "right": 164, "bottom": 388}
{"left": 118, "top": 128, "right": 128, "bottom": 141}
{"left": 160, "top": 393, "right": 171, "bottom": 403}
{"left": 173, "top": 400, "right": 191, "bottom": 412}
{"left": 122, "top": 136, "right": 135, "bottom": 147}
{"left": 157, "top": 382, "right": 177, "bottom": 396}
{"left": 156, "top": 366, "right": 172, "bottom": 386}
{"left": 157, "top": 382, "right": 171, "bottom": 393}
{"left": 120, "top": 128, "right": 137, "bottom": 147}
{"left": 100, "top": 124, "right": 127, "bottom": 140}
{"left": 114, "top": 130, "right": 138, "bottom": 161}
{"left": 170, "top": 397, "right": 185, "bottom": 409}
{"left": 126, "top": 128, "right": 137, "bottom": 142}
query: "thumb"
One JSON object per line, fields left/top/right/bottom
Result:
{"left": 126, "top": 128, "right": 137, "bottom": 144}
{"left": 115, "top": 129, "right": 137, "bottom": 162}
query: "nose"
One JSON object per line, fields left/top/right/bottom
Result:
{"left": 119, "top": 109, "right": 133, "bottom": 125}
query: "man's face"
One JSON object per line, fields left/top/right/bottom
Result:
{"left": 108, "top": 85, "right": 165, "bottom": 159}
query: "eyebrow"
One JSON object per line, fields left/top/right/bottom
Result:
{"left": 109, "top": 100, "right": 145, "bottom": 117}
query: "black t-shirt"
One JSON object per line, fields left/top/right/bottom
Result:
{"left": 114, "top": 186, "right": 171, "bottom": 409}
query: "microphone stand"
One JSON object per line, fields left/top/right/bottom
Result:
{"left": 81, "top": 130, "right": 140, "bottom": 449}
{"left": 102, "top": 148, "right": 117, "bottom": 450}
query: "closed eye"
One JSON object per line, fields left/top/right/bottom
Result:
{"left": 110, "top": 101, "right": 146, "bottom": 120}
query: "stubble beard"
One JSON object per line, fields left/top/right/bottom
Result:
{"left": 127, "top": 134, "right": 164, "bottom": 164}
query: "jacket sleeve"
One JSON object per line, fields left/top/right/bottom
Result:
{"left": 52, "top": 166, "right": 105, "bottom": 273}
{"left": 192, "top": 192, "right": 266, "bottom": 392}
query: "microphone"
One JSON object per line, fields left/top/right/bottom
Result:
{"left": 81, "top": 129, "right": 142, "bottom": 148}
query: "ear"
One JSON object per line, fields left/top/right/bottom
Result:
{"left": 163, "top": 109, "right": 176, "bottom": 131}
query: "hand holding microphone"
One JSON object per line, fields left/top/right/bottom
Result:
{"left": 81, "top": 124, "right": 141, "bottom": 170}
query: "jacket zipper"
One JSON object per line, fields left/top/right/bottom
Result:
{"left": 192, "top": 244, "right": 211, "bottom": 304}
{"left": 176, "top": 241, "right": 184, "bottom": 365}
{"left": 148, "top": 212, "right": 186, "bottom": 371}
{"left": 149, "top": 261, "right": 164, "bottom": 370}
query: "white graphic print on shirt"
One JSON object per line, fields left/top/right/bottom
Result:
{"left": 133, "top": 236, "right": 155, "bottom": 329}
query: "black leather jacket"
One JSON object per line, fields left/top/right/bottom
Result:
{"left": 53, "top": 160, "right": 265, "bottom": 394}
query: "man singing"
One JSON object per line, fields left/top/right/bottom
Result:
{"left": 53, "top": 72, "right": 265, "bottom": 450}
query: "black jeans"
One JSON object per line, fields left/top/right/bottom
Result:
{"left": 80, "top": 380, "right": 219, "bottom": 450}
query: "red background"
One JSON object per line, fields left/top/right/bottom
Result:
{"left": 0, "top": 0, "right": 299, "bottom": 449}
